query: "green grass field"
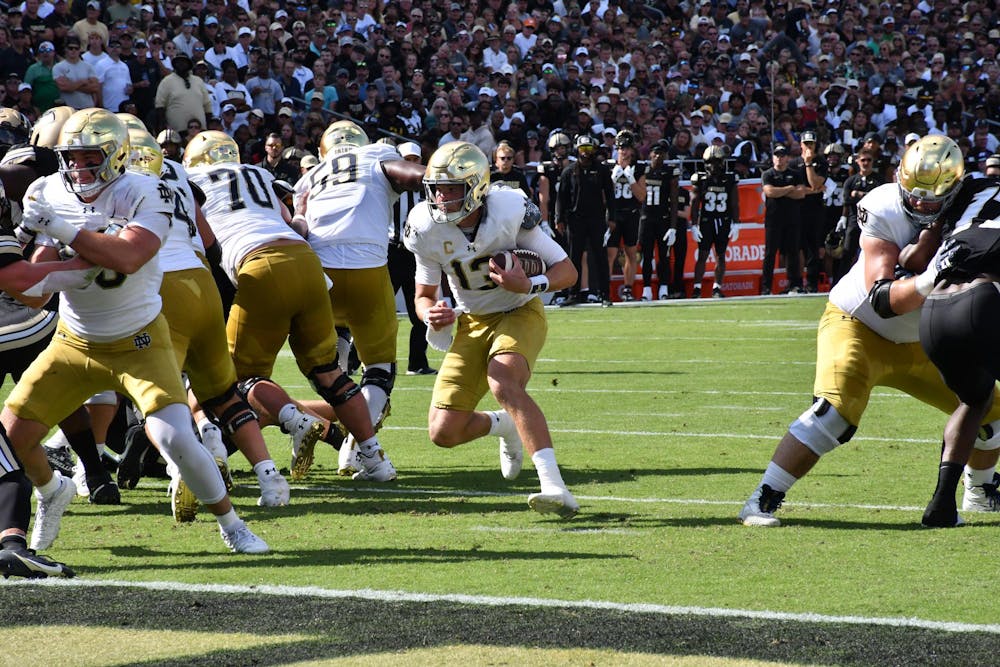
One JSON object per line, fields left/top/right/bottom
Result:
{"left": 4, "top": 296, "right": 1000, "bottom": 666}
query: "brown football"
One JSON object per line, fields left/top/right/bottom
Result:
{"left": 492, "top": 249, "right": 547, "bottom": 277}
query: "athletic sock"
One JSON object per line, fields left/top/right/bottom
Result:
{"left": 215, "top": 508, "right": 240, "bottom": 531}
{"left": 532, "top": 448, "right": 566, "bottom": 493}
{"left": 760, "top": 461, "right": 798, "bottom": 493}
{"left": 964, "top": 465, "right": 995, "bottom": 488}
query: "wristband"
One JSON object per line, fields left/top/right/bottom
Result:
{"left": 914, "top": 268, "right": 938, "bottom": 297}
{"left": 529, "top": 275, "right": 549, "bottom": 294}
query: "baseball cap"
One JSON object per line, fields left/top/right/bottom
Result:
{"left": 222, "top": 103, "right": 236, "bottom": 114}
{"left": 270, "top": 21, "right": 284, "bottom": 31}
{"left": 310, "top": 91, "right": 324, "bottom": 102}
{"left": 238, "top": 27, "right": 253, "bottom": 37}
{"left": 986, "top": 155, "right": 1000, "bottom": 169}
{"left": 578, "top": 107, "right": 592, "bottom": 117}
{"left": 574, "top": 46, "right": 589, "bottom": 56}
{"left": 87, "top": 1, "right": 100, "bottom": 9}
{"left": 301, "top": 154, "right": 319, "bottom": 169}
{"left": 801, "top": 130, "right": 817, "bottom": 143}
{"left": 597, "top": 95, "right": 611, "bottom": 105}
{"left": 690, "top": 110, "right": 704, "bottom": 118}
{"left": 249, "top": 109, "right": 264, "bottom": 120}
{"left": 293, "top": 20, "right": 306, "bottom": 30}
{"left": 602, "top": 127, "right": 616, "bottom": 136}
{"left": 17, "top": 83, "right": 31, "bottom": 92}
{"left": 863, "top": 131, "right": 881, "bottom": 143}
{"left": 37, "top": 41, "right": 55, "bottom": 53}
{"left": 904, "top": 132, "right": 920, "bottom": 145}
{"left": 478, "top": 86, "right": 497, "bottom": 97}
{"left": 278, "top": 106, "right": 293, "bottom": 117}
{"left": 773, "top": 145, "right": 789, "bottom": 156}
{"left": 204, "top": 15, "right": 218, "bottom": 25}
{"left": 398, "top": 142, "right": 421, "bottom": 158}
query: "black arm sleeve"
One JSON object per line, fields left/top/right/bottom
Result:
{"left": 867, "top": 278, "right": 898, "bottom": 319}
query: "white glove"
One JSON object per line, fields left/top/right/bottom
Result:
{"left": 663, "top": 228, "right": 677, "bottom": 246}
{"left": 690, "top": 226, "right": 703, "bottom": 243}
{"left": 621, "top": 164, "right": 637, "bottom": 185}
{"left": 539, "top": 220, "right": 555, "bottom": 238}
{"left": 22, "top": 264, "right": 103, "bottom": 297}
{"left": 835, "top": 216, "right": 848, "bottom": 232}
{"left": 611, "top": 164, "right": 625, "bottom": 182}
{"left": 21, "top": 195, "right": 78, "bottom": 245}
{"left": 729, "top": 224, "right": 740, "bottom": 242}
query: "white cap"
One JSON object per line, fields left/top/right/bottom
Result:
{"left": 398, "top": 142, "right": 421, "bottom": 158}
{"left": 904, "top": 132, "right": 920, "bottom": 145}
{"left": 222, "top": 103, "right": 236, "bottom": 113}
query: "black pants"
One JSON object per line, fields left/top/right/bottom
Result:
{"left": 801, "top": 201, "right": 824, "bottom": 290}
{"left": 569, "top": 218, "right": 610, "bottom": 299}
{"left": 387, "top": 242, "right": 430, "bottom": 372}
{"left": 920, "top": 282, "right": 1000, "bottom": 406}
{"left": 761, "top": 218, "right": 802, "bottom": 292}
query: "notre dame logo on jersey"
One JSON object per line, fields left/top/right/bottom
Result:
{"left": 157, "top": 182, "right": 173, "bottom": 204}
{"left": 133, "top": 331, "right": 152, "bottom": 350}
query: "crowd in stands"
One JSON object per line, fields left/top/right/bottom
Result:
{"left": 0, "top": 0, "right": 997, "bottom": 180}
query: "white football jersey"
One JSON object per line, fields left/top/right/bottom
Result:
{"left": 404, "top": 187, "right": 567, "bottom": 315}
{"left": 188, "top": 162, "right": 301, "bottom": 284}
{"left": 829, "top": 183, "right": 923, "bottom": 343}
{"left": 32, "top": 171, "right": 173, "bottom": 342}
{"left": 296, "top": 143, "right": 401, "bottom": 269}
{"left": 158, "top": 158, "right": 206, "bottom": 273}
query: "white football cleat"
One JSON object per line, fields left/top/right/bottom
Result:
{"left": 499, "top": 436, "right": 523, "bottom": 481}
{"left": 71, "top": 460, "right": 89, "bottom": 497}
{"left": 338, "top": 436, "right": 361, "bottom": 476}
{"left": 528, "top": 488, "right": 579, "bottom": 519}
{"left": 257, "top": 469, "right": 290, "bottom": 507}
{"left": 221, "top": 521, "right": 269, "bottom": 554}
{"left": 29, "top": 472, "right": 76, "bottom": 551}
{"left": 962, "top": 473, "right": 1000, "bottom": 512}
{"left": 352, "top": 445, "right": 397, "bottom": 482}
{"left": 739, "top": 484, "right": 784, "bottom": 527}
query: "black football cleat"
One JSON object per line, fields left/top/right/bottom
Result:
{"left": 0, "top": 546, "right": 75, "bottom": 579}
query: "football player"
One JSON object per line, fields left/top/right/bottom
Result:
{"left": 918, "top": 179, "right": 1000, "bottom": 525}
{"left": 291, "top": 119, "right": 423, "bottom": 479}
{"left": 606, "top": 130, "right": 646, "bottom": 302}
{"left": 8, "top": 109, "right": 268, "bottom": 553}
{"left": 405, "top": 141, "right": 580, "bottom": 518}
{"left": 638, "top": 140, "right": 682, "bottom": 301}
{"left": 689, "top": 144, "right": 740, "bottom": 298}
{"left": 185, "top": 130, "right": 395, "bottom": 484}
{"left": 739, "top": 136, "right": 1000, "bottom": 528}
{"left": 124, "top": 126, "right": 291, "bottom": 515}
{"left": 822, "top": 143, "right": 850, "bottom": 286}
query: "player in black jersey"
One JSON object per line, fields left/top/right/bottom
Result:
{"left": 796, "top": 131, "right": 830, "bottom": 293}
{"left": 690, "top": 145, "right": 740, "bottom": 298}
{"left": 821, "top": 142, "right": 850, "bottom": 286}
{"left": 639, "top": 140, "right": 681, "bottom": 300}
{"left": 606, "top": 130, "right": 646, "bottom": 301}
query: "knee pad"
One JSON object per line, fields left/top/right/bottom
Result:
{"left": 203, "top": 384, "right": 258, "bottom": 436}
{"left": 310, "top": 366, "right": 361, "bottom": 407}
{"left": 235, "top": 376, "right": 270, "bottom": 401}
{"left": 975, "top": 420, "right": 1000, "bottom": 451}
{"left": 788, "top": 398, "right": 857, "bottom": 456}
{"left": 84, "top": 390, "right": 118, "bottom": 406}
{"left": 361, "top": 363, "right": 396, "bottom": 396}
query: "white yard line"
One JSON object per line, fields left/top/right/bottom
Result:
{"left": 16, "top": 578, "right": 1000, "bottom": 635}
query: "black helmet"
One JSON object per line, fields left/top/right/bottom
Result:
{"left": 825, "top": 229, "right": 845, "bottom": 259}
{"left": 614, "top": 129, "right": 636, "bottom": 149}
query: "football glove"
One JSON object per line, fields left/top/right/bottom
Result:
{"left": 729, "top": 224, "right": 740, "bottom": 242}
{"left": 663, "top": 228, "right": 676, "bottom": 246}
{"left": 21, "top": 189, "right": 77, "bottom": 245}
{"left": 835, "top": 216, "right": 848, "bottom": 232}
{"left": 539, "top": 220, "right": 556, "bottom": 238}
{"left": 690, "top": 225, "right": 703, "bottom": 243}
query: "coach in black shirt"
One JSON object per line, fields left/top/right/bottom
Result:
{"left": 760, "top": 144, "right": 808, "bottom": 295}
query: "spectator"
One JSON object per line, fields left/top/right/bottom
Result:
{"left": 156, "top": 127, "right": 182, "bottom": 161}
{"left": 155, "top": 50, "right": 211, "bottom": 133}
{"left": 53, "top": 36, "right": 99, "bottom": 109}
{"left": 24, "top": 40, "right": 58, "bottom": 111}
{"left": 0, "top": 27, "right": 34, "bottom": 80}
{"left": 836, "top": 149, "right": 883, "bottom": 281}
{"left": 760, "top": 145, "right": 808, "bottom": 295}
{"left": 72, "top": 0, "right": 107, "bottom": 46}
{"left": 126, "top": 37, "right": 161, "bottom": 121}
{"left": 246, "top": 56, "right": 283, "bottom": 121}
{"left": 96, "top": 37, "right": 130, "bottom": 114}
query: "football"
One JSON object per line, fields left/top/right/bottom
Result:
{"left": 492, "top": 249, "right": 547, "bottom": 277}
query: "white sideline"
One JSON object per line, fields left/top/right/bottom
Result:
{"left": 13, "top": 577, "right": 1000, "bottom": 635}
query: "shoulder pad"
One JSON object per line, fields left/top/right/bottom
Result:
{"left": 521, "top": 200, "right": 542, "bottom": 230}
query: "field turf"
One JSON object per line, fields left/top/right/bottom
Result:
{"left": 3, "top": 296, "right": 999, "bottom": 666}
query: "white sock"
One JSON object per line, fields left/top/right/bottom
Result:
{"left": 531, "top": 448, "right": 566, "bottom": 493}
{"left": 713, "top": 282, "right": 722, "bottom": 290}
{"left": 486, "top": 410, "right": 513, "bottom": 437}
{"left": 760, "top": 461, "right": 798, "bottom": 493}
{"left": 253, "top": 460, "right": 279, "bottom": 481}
{"left": 278, "top": 403, "right": 298, "bottom": 429}
{"left": 37, "top": 473, "right": 62, "bottom": 499}
{"left": 358, "top": 436, "right": 379, "bottom": 455}
{"left": 215, "top": 509, "right": 240, "bottom": 531}
{"left": 964, "top": 465, "right": 995, "bottom": 489}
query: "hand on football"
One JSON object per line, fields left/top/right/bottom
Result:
{"left": 489, "top": 253, "right": 530, "bottom": 293}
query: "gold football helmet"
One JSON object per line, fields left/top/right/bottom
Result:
{"left": 115, "top": 112, "right": 147, "bottom": 133}
{"left": 0, "top": 107, "right": 30, "bottom": 146}
{"left": 183, "top": 130, "right": 240, "bottom": 168}
{"left": 30, "top": 106, "right": 74, "bottom": 148}
{"left": 55, "top": 108, "right": 130, "bottom": 195}
{"left": 126, "top": 128, "right": 163, "bottom": 177}
{"left": 319, "top": 119, "right": 369, "bottom": 159}
{"left": 897, "top": 135, "right": 964, "bottom": 226}
{"left": 423, "top": 141, "right": 490, "bottom": 224}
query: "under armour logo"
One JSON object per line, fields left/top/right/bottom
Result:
{"left": 133, "top": 332, "right": 152, "bottom": 349}
{"left": 83, "top": 206, "right": 97, "bottom": 214}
